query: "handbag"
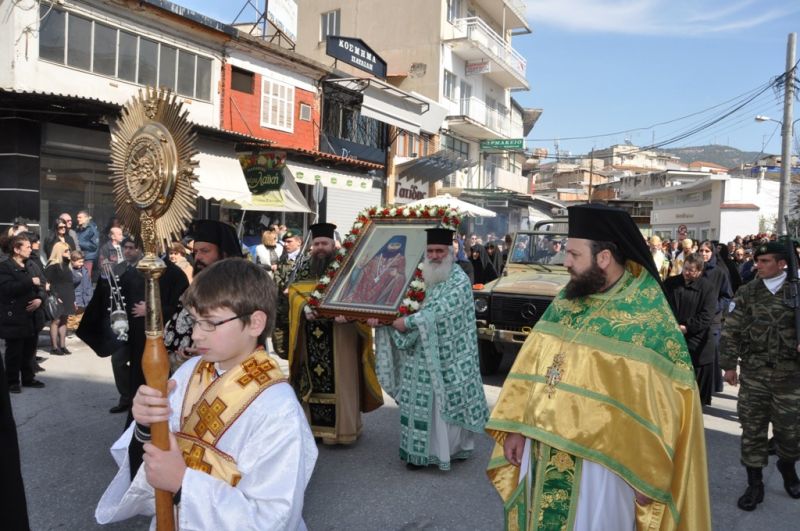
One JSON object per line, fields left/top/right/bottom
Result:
{"left": 43, "top": 293, "right": 60, "bottom": 321}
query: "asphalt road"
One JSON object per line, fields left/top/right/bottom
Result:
{"left": 9, "top": 337, "right": 798, "bottom": 530}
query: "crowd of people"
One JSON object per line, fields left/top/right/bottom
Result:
{"left": 2, "top": 208, "right": 799, "bottom": 530}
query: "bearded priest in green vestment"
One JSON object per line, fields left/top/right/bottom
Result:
{"left": 373, "top": 228, "right": 489, "bottom": 470}
{"left": 486, "top": 204, "right": 710, "bottom": 531}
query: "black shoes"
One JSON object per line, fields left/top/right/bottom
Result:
{"left": 34, "top": 363, "right": 45, "bottom": 373}
{"left": 109, "top": 403, "right": 131, "bottom": 414}
{"left": 35, "top": 355, "right": 46, "bottom": 362}
{"left": 8, "top": 384, "right": 21, "bottom": 394}
{"left": 61, "top": 346, "right": 72, "bottom": 355}
{"left": 777, "top": 459, "right": 800, "bottom": 499}
{"left": 738, "top": 466, "right": 764, "bottom": 511}
{"left": 21, "top": 379, "right": 45, "bottom": 389}
{"left": 50, "top": 348, "right": 65, "bottom": 356}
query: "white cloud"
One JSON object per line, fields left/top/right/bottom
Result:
{"left": 526, "top": 0, "right": 797, "bottom": 35}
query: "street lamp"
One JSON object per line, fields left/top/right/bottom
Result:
{"left": 754, "top": 114, "right": 797, "bottom": 234}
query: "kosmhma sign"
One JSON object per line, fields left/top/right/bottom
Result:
{"left": 326, "top": 36, "right": 387, "bottom": 79}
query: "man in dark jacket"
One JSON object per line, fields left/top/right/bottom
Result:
{"left": 664, "top": 253, "right": 718, "bottom": 405}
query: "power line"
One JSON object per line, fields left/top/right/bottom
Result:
{"left": 527, "top": 78, "right": 778, "bottom": 143}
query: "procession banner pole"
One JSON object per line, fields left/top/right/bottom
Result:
{"left": 110, "top": 87, "right": 199, "bottom": 530}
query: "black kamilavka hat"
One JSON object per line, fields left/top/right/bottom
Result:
{"left": 309, "top": 223, "right": 336, "bottom": 240}
{"left": 568, "top": 203, "right": 662, "bottom": 288}
{"left": 426, "top": 228, "right": 454, "bottom": 246}
{"left": 190, "top": 220, "right": 243, "bottom": 259}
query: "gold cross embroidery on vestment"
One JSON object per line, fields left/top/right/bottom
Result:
{"left": 544, "top": 353, "right": 565, "bottom": 398}
{"left": 183, "top": 443, "right": 213, "bottom": 474}
{"left": 236, "top": 358, "right": 275, "bottom": 387}
{"left": 194, "top": 397, "right": 227, "bottom": 438}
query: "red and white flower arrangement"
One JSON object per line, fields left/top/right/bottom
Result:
{"left": 307, "top": 204, "right": 462, "bottom": 317}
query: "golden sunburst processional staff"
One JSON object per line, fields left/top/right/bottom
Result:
{"left": 109, "top": 87, "right": 198, "bottom": 531}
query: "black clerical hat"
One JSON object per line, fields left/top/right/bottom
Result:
{"left": 189, "top": 220, "right": 243, "bottom": 258}
{"left": 426, "top": 228, "right": 454, "bottom": 246}
{"left": 568, "top": 203, "right": 661, "bottom": 286}
{"left": 309, "top": 223, "right": 336, "bottom": 240}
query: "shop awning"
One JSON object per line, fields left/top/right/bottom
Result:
{"left": 287, "top": 161, "right": 375, "bottom": 193}
{"left": 193, "top": 138, "right": 252, "bottom": 202}
{"left": 325, "top": 78, "right": 436, "bottom": 135}
{"left": 396, "top": 149, "right": 477, "bottom": 183}
{"left": 222, "top": 166, "right": 313, "bottom": 213}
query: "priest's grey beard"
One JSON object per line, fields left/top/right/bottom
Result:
{"left": 564, "top": 262, "right": 607, "bottom": 299}
{"left": 310, "top": 253, "right": 334, "bottom": 277}
{"left": 422, "top": 253, "right": 454, "bottom": 287}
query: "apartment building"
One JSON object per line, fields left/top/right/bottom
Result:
{"left": 294, "top": 0, "right": 538, "bottom": 202}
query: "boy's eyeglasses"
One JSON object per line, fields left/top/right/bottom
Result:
{"left": 187, "top": 313, "right": 252, "bottom": 332}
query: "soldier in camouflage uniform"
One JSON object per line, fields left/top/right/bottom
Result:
{"left": 271, "top": 228, "right": 306, "bottom": 359}
{"left": 721, "top": 241, "right": 800, "bottom": 511}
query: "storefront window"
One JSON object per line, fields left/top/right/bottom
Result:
{"left": 39, "top": 154, "right": 117, "bottom": 243}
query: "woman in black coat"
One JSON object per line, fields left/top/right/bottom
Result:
{"left": 664, "top": 253, "right": 717, "bottom": 405}
{"left": 0, "top": 234, "right": 45, "bottom": 392}
{"left": 470, "top": 244, "right": 498, "bottom": 285}
{"left": 698, "top": 240, "right": 733, "bottom": 395}
{"left": 45, "top": 241, "right": 75, "bottom": 356}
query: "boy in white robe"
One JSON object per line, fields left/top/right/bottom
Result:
{"left": 96, "top": 258, "right": 318, "bottom": 530}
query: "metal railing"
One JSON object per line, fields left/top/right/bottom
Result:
{"left": 457, "top": 97, "right": 514, "bottom": 136}
{"left": 451, "top": 17, "right": 526, "bottom": 80}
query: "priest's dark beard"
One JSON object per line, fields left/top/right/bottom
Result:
{"left": 564, "top": 262, "right": 607, "bottom": 299}
{"left": 310, "top": 253, "right": 333, "bottom": 277}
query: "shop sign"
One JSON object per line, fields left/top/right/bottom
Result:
{"left": 480, "top": 138, "right": 524, "bottom": 151}
{"left": 395, "top": 177, "right": 427, "bottom": 204}
{"left": 326, "top": 36, "right": 387, "bottom": 79}
{"left": 239, "top": 151, "right": 286, "bottom": 194}
{"left": 466, "top": 60, "right": 491, "bottom": 76}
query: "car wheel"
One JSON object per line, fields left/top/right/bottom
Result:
{"left": 479, "top": 340, "right": 503, "bottom": 375}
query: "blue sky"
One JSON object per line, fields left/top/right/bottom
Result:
{"left": 179, "top": 0, "right": 799, "bottom": 158}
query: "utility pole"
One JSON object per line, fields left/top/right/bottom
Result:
{"left": 778, "top": 32, "right": 796, "bottom": 234}
{"left": 588, "top": 147, "right": 594, "bottom": 201}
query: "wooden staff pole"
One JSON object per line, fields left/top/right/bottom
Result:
{"left": 139, "top": 254, "right": 175, "bottom": 531}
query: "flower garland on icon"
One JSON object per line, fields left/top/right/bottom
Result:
{"left": 307, "top": 205, "right": 462, "bottom": 317}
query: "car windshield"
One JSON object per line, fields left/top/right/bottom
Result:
{"left": 510, "top": 224, "right": 569, "bottom": 266}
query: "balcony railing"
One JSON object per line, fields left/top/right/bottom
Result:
{"left": 451, "top": 17, "right": 526, "bottom": 81}
{"left": 454, "top": 98, "right": 522, "bottom": 138}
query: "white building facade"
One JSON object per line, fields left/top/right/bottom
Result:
{"left": 645, "top": 175, "right": 779, "bottom": 242}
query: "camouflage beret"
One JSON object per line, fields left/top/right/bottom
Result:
{"left": 754, "top": 241, "right": 787, "bottom": 260}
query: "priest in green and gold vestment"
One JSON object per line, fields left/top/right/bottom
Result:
{"left": 375, "top": 228, "right": 489, "bottom": 470}
{"left": 486, "top": 204, "right": 710, "bottom": 530}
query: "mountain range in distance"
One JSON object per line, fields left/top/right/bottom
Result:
{"left": 662, "top": 144, "right": 767, "bottom": 169}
